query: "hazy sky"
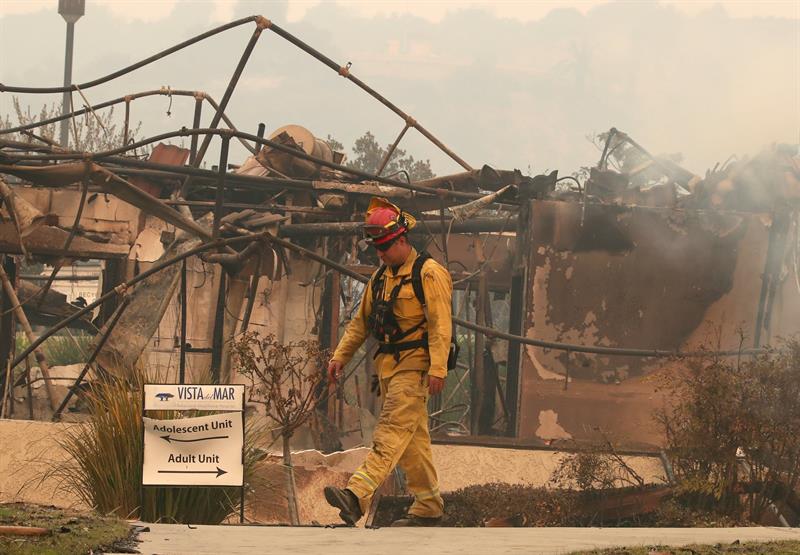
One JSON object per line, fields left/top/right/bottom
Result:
{"left": 1, "top": 1, "right": 798, "bottom": 176}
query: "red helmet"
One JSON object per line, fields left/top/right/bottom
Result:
{"left": 363, "top": 197, "right": 416, "bottom": 246}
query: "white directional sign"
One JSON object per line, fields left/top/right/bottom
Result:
{"left": 142, "top": 412, "right": 244, "bottom": 486}
{"left": 144, "top": 384, "right": 244, "bottom": 411}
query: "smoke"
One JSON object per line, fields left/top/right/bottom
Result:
{"left": 2, "top": 2, "right": 796, "bottom": 178}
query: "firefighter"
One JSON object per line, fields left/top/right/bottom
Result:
{"left": 324, "top": 197, "right": 453, "bottom": 527}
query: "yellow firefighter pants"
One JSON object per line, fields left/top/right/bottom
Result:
{"left": 346, "top": 369, "right": 444, "bottom": 518}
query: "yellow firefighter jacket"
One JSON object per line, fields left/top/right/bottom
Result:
{"left": 332, "top": 248, "right": 453, "bottom": 379}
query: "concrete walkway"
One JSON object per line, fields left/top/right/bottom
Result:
{"left": 122, "top": 524, "right": 800, "bottom": 555}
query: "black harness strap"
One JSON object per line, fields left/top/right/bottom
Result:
{"left": 370, "top": 252, "right": 433, "bottom": 361}
{"left": 410, "top": 251, "right": 432, "bottom": 306}
{"left": 371, "top": 251, "right": 432, "bottom": 307}
{"left": 370, "top": 251, "right": 459, "bottom": 371}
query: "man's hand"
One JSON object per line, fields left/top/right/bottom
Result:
{"left": 428, "top": 376, "right": 445, "bottom": 396}
{"left": 327, "top": 360, "right": 343, "bottom": 387}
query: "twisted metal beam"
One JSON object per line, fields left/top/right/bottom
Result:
{"left": 1, "top": 128, "right": 483, "bottom": 200}
{"left": 1, "top": 15, "right": 471, "bottom": 172}
{"left": 11, "top": 233, "right": 266, "bottom": 382}
{"left": 0, "top": 17, "right": 259, "bottom": 94}
{"left": 265, "top": 20, "right": 472, "bottom": 171}
{"left": 0, "top": 88, "right": 258, "bottom": 155}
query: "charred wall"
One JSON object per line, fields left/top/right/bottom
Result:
{"left": 517, "top": 200, "right": 794, "bottom": 448}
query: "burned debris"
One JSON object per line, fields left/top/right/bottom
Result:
{"left": 1, "top": 13, "right": 799, "bottom": 528}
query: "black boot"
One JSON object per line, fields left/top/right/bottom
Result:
{"left": 324, "top": 486, "right": 363, "bottom": 526}
{"left": 390, "top": 514, "right": 442, "bottom": 527}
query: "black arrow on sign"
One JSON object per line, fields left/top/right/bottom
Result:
{"left": 160, "top": 435, "right": 228, "bottom": 443}
{"left": 158, "top": 467, "right": 228, "bottom": 478}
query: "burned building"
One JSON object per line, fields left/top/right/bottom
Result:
{"left": 1, "top": 16, "right": 798, "bottom": 455}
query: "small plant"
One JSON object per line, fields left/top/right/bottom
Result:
{"left": 549, "top": 432, "right": 646, "bottom": 492}
{"left": 233, "top": 332, "right": 328, "bottom": 525}
{"left": 1, "top": 96, "right": 143, "bottom": 152}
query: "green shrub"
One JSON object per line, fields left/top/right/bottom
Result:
{"left": 15, "top": 332, "right": 91, "bottom": 367}
{"left": 43, "top": 334, "right": 91, "bottom": 366}
{"left": 54, "top": 372, "right": 262, "bottom": 524}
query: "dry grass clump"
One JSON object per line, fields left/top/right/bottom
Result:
{"left": 52, "top": 369, "right": 262, "bottom": 524}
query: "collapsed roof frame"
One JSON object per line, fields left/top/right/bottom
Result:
{"left": 0, "top": 15, "right": 470, "bottom": 173}
{"left": 0, "top": 15, "right": 769, "bottom": 435}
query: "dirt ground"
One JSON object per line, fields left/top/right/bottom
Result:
{"left": 0, "top": 418, "right": 666, "bottom": 526}
{"left": 0, "top": 419, "right": 85, "bottom": 509}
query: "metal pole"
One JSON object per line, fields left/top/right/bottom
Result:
{"left": 376, "top": 123, "right": 409, "bottom": 176}
{"left": 239, "top": 253, "right": 261, "bottom": 334}
{"left": 25, "top": 357, "right": 33, "bottom": 420}
{"left": 179, "top": 259, "right": 187, "bottom": 384}
{"left": 5, "top": 127, "right": 485, "bottom": 201}
{"left": 330, "top": 270, "right": 343, "bottom": 427}
{"left": 2, "top": 89, "right": 248, "bottom": 149}
{"left": 213, "top": 135, "right": 231, "bottom": 239}
{"left": 210, "top": 133, "right": 230, "bottom": 384}
{"left": 278, "top": 217, "right": 516, "bottom": 238}
{"left": 60, "top": 21, "right": 76, "bottom": 147}
{"left": 122, "top": 98, "right": 130, "bottom": 146}
{"left": 189, "top": 96, "right": 203, "bottom": 166}
{"left": 240, "top": 390, "right": 246, "bottom": 524}
{"left": 267, "top": 22, "right": 472, "bottom": 171}
{"left": 439, "top": 200, "right": 449, "bottom": 267}
{"left": 754, "top": 209, "right": 790, "bottom": 347}
{"left": 0, "top": 257, "right": 15, "bottom": 406}
{"left": 210, "top": 269, "right": 226, "bottom": 384}
{"left": 36, "top": 179, "right": 89, "bottom": 307}
{"left": 185, "top": 24, "right": 265, "bottom": 178}
{"left": 504, "top": 197, "right": 532, "bottom": 437}
{"left": 471, "top": 237, "right": 486, "bottom": 434}
{"left": 3, "top": 16, "right": 256, "bottom": 95}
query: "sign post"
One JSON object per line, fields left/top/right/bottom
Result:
{"left": 142, "top": 384, "right": 246, "bottom": 522}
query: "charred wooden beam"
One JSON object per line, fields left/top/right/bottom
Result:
{"left": 415, "top": 165, "right": 525, "bottom": 193}
{"left": 0, "top": 222, "right": 130, "bottom": 259}
{"left": 0, "top": 257, "right": 15, "bottom": 405}
{"left": 166, "top": 199, "right": 341, "bottom": 217}
{"left": 278, "top": 217, "right": 518, "bottom": 238}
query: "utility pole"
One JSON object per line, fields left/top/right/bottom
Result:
{"left": 58, "top": 0, "right": 85, "bottom": 148}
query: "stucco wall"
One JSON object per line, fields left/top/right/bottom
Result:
{"left": 518, "top": 201, "right": 800, "bottom": 448}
